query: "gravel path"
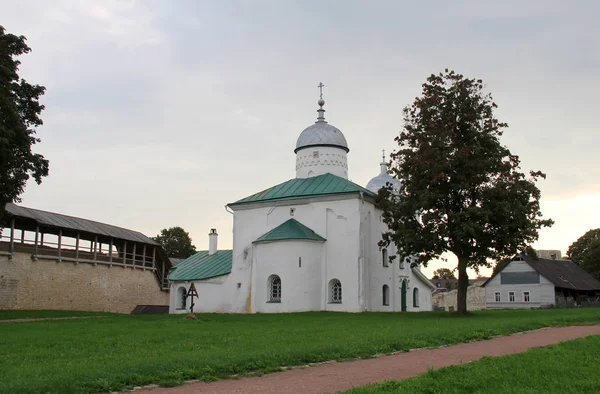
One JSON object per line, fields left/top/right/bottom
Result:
{"left": 139, "top": 325, "right": 600, "bottom": 394}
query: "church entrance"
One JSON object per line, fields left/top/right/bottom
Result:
{"left": 401, "top": 280, "right": 407, "bottom": 312}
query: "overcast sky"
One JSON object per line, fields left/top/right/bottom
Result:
{"left": 3, "top": 0, "right": 599, "bottom": 277}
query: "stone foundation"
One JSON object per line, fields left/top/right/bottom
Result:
{"left": 433, "top": 284, "right": 486, "bottom": 311}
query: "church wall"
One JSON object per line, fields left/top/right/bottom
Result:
{"left": 253, "top": 241, "right": 322, "bottom": 312}
{"left": 230, "top": 196, "right": 362, "bottom": 313}
{"left": 169, "top": 275, "right": 230, "bottom": 314}
{"left": 0, "top": 252, "right": 169, "bottom": 313}
{"left": 295, "top": 146, "right": 348, "bottom": 179}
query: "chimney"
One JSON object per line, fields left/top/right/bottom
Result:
{"left": 208, "top": 229, "right": 218, "bottom": 255}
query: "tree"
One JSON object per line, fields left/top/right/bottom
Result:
{"left": 432, "top": 268, "right": 456, "bottom": 280}
{"left": 0, "top": 26, "right": 49, "bottom": 219}
{"left": 378, "top": 70, "right": 553, "bottom": 315}
{"left": 153, "top": 227, "right": 197, "bottom": 258}
{"left": 567, "top": 229, "right": 600, "bottom": 280}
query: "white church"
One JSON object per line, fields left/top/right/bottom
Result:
{"left": 168, "top": 91, "right": 434, "bottom": 313}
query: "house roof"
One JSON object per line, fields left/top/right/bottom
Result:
{"left": 484, "top": 256, "right": 600, "bottom": 291}
{"left": 228, "top": 173, "right": 375, "bottom": 207}
{"left": 253, "top": 219, "right": 326, "bottom": 244}
{"left": 168, "top": 250, "right": 232, "bottom": 282}
{"left": 4, "top": 203, "right": 158, "bottom": 245}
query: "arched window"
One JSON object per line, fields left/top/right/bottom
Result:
{"left": 268, "top": 275, "right": 281, "bottom": 303}
{"left": 382, "top": 248, "right": 388, "bottom": 267}
{"left": 329, "top": 279, "right": 342, "bottom": 303}
{"left": 178, "top": 287, "right": 187, "bottom": 309}
{"left": 382, "top": 285, "right": 389, "bottom": 306}
{"left": 413, "top": 287, "right": 419, "bottom": 308}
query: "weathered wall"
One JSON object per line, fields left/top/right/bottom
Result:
{"left": 0, "top": 252, "right": 169, "bottom": 313}
{"left": 433, "top": 284, "right": 486, "bottom": 311}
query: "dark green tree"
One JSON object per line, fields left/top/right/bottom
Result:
{"left": 432, "top": 268, "right": 456, "bottom": 280}
{"left": 378, "top": 70, "right": 553, "bottom": 315}
{"left": 567, "top": 229, "right": 600, "bottom": 280}
{"left": 0, "top": 26, "right": 49, "bottom": 219}
{"left": 153, "top": 227, "right": 197, "bottom": 258}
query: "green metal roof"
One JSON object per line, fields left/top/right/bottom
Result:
{"left": 228, "top": 173, "right": 375, "bottom": 207}
{"left": 253, "top": 219, "right": 326, "bottom": 244}
{"left": 168, "top": 250, "right": 232, "bottom": 282}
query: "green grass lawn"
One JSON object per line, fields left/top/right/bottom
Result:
{"left": 0, "top": 309, "right": 599, "bottom": 393}
{"left": 344, "top": 334, "right": 600, "bottom": 394}
{"left": 0, "top": 310, "right": 112, "bottom": 320}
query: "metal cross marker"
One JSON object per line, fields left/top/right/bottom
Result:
{"left": 382, "top": 149, "right": 386, "bottom": 160}
{"left": 318, "top": 82, "right": 325, "bottom": 99}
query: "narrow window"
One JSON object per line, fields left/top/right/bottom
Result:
{"left": 178, "top": 287, "right": 187, "bottom": 309}
{"left": 523, "top": 291, "right": 530, "bottom": 302}
{"left": 329, "top": 279, "right": 342, "bottom": 303}
{"left": 268, "top": 275, "right": 281, "bottom": 303}
{"left": 382, "top": 248, "right": 388, "bottom": 267}
{"left": 399, "top": 257, "right": 405, "bottom": 269}
{"left": 382, "top": 285, "right": 389, "bottom": 306}
{"left": 413, "top": 287, "right": 419, "bottom": 307}
{"left": 495, "top": 292, "right": 501, "bottom": 302}
{"left": 509, "top": 291, "right": 515, "bottom": 302}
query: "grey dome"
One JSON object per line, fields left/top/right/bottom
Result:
{"left": 295, "top": 122, "right": 349, "bottom": 153}
{"left": 366, "top": 161, "right": 401, "bottom": 193}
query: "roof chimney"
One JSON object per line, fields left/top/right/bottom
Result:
{"left": 208, "top": 229, "right": 218, "bottom": 255}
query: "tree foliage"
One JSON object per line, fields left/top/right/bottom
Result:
{"left": 567, "top": 229, "right": 600, "bottom": 280}
{"left": 432, "top": 268, "right": 456, "bottom": 280}
{"left": 0, "top": 26, "right": 49, "bottom": 218}
{"left": 378, "top": 70, "right": 553, "bottom": 315}
{"left": 153, "top": 227, "right": 197, "bottom": 258}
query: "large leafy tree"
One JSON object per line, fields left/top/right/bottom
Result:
{"left": 567, "top": 229, "right": 600, "bottom": 280}
{"left": 432, "top": 268, "right": 456, "bottom": 280}
{"left": 0, "top": 26, "right": 49, "bottom": 219}
{"left": 153, "top": 227, "right": 197, "bottom": 258}
{"left": 378, "top": 70, "right": 553, "bottom": 315}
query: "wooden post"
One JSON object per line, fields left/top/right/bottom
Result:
{"left": 40, "top": 232, "right": 44, "bottom": 246}
{"left": 75, "top": 232, "right": 80, "bottom": 263}
{"left": 132, "top": 243, "right": 136, "bottom": 266}
{"left": 9, "top": 218, "right": 15, "bottom": 254}
{"left": 57, "top": 229, "right": 62, "bottom": 261}
{"left": 123, "top": 241, "right": 127, "bottom": 265}
{"left": 20, "top": 229, "right": 25, "bottom": 244}
{"left": 109, "top": 238, "right": 113, "bottom": 263}
{"left": 93, "top": 235, "right": 98, "bottom": 261}
{"left": 142, "top": 244, "right": 146, "bottom": 268}
{"left": 152, "top": 247, "right": 156, "bottom": 269}
{"left": 34, "top": 224, "right": 39, "bottom": 257}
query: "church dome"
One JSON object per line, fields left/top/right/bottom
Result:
{"left": 295, "top": 122, "right": 349, "bottom": 153}
{"left": 366, "top": 154, "right": 401, "bottom": 193}
{"left": 294, "top": 95, "right": 349, "bottom": 153}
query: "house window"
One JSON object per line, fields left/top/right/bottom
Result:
{"left": 178, "top": 287, "right": 187, "bottom": 309}
{"left": 509, "top": 291, "right": 515, "bottom": 302}
{"left": 329, "top": 279, "right": 342, "bottom": 303}
{"left": 268, "top": 275, "right": 281, "bottom": 303}
{"left": 399, "top": 258, "right": 405, "bottom": 269}
{"left": 382, "top": 285, "right": 389, "bottom": 306}
{"left": 413, "top": 287, "right": 419, "bottom": 307}
{"left": 495, "top": 292, "right": 501, "bottom": 302}
{"left": 524, "top": 291, "right": 530, "bottom": 302}
{"left": 382, "top": 248, "right": 388, "bottom": 267}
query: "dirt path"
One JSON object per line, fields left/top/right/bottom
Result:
{"left": 137, "top": 325, "right": 600, "bottom": 394}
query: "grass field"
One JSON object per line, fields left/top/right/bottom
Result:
{"left": 0, "top": 310, "right": 111, "bottom": 320}
{"left": 345, "top": 334, "right": 600, "bottom": 393}
{"left": 0, "top": 309, "right": 599, "bottom": 393}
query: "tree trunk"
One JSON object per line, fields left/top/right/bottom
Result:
{"left": 456, "top": 257, "right": 469, "bottom": 316}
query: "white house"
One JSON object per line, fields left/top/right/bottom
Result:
{"left": 483, "top": 255, "right": 600, "bottom": 309}
{"left": 168, "top": 94, "right": 434, "bottom": 313}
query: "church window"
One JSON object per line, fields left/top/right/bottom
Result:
{"left": 329, "top": 279, "right": 342, "bottom": 303}
{"left": 268, "top": 275, "right": 281, "bottom": 303}
{"left": 382, "top": 248, "right": 388, "bottom": 267}
{"left": 178, "top": 287, "right": 187, "bottom": 309}
{"left": 399, "top": 257, "right": 405, "bottom": 269}
{"left": 382, "top": 285, "right": 389, "bottom": 306}
{"left": 313, "top": 151, "right": 319, "bottom": 159}
{"left": 413, "top": 287, "right": 419, "bottom": 307}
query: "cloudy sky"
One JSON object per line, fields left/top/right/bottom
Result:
{"left": 3, "top": 0, "right": 599, "bottom": 277}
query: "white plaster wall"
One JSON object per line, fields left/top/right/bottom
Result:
{"left": 253, "top": 241, "right": 322, "bottom": 312}
{"left": 295, "top": 146, "right": 348, "bottom": 179}
{"left": 485, "top": 261, "right": 556, "bottom": 309}
{"left": 169, "top": 274, "right": 231, "bottom": 314}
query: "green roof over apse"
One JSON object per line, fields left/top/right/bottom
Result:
{"left": 168, "top": 250, "right": 232, "bottom": 282}
{"left": 253, "top": 219, "right": 326, "bottom": 244}
{"left": 228, "top": 173, "right": 375, "bottom": 207}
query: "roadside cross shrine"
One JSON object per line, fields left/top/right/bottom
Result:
{"left": 186, "top": 283, "right": 199, "bottom": 313}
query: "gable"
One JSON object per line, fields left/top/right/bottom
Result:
{"left": 253, "top": 219, "right": 326, "bottom": 244}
